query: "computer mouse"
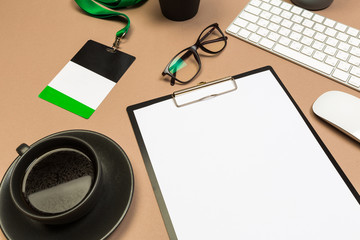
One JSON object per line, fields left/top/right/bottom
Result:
{"left": 312, "top": 91, "right": 360, "bottom": 143}
{"left": 291, "top": 0, "right": 333, "bottom": 11}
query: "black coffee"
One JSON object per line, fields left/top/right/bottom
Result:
{"left": 22, "top": 148, "right": 95, "bottom": 215}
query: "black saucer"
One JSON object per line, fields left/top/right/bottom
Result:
{"left": 0, "top": 130, "right": 134, "bottom": 240}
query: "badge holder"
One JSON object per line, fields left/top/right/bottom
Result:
{"left": 39, "top": 0, "right": 144, "bottom": 119}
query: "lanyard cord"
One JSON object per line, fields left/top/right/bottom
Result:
{"left": 74, "top": 0, "right": 144, "bottom": 49}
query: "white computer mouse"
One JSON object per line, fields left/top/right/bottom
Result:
{"left": 313, "top": 91, "right": 360, "bottom": 143}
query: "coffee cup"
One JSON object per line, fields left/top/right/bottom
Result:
{"left": 9, "top": 136, "right": 103, "bottom": 225}
{"left": 159, "top": 0, "right": 200, "bottom": 21}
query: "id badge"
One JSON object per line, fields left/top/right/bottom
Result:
{"left": 39, "top": 40, "right": 135, "bottom": 119}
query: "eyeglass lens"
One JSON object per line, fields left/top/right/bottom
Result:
{"left": 169, "top": 49, "right": 199, "bottom": 83}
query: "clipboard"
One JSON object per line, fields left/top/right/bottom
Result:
{"left": 127, "top": 66, "right": 360, "bottom": 239}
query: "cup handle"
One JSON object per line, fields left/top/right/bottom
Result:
{"left": 16, "top": 143, "right": 29, "bottom": 156}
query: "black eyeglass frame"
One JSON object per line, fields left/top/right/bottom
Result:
{"left": 162, "top": 23, "right": 228, "bottom": 86}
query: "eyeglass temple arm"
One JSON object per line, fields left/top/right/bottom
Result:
{"left": 200, "top": 36, "right": 228, "bottom": 46}
{"left": 171, "top": 71, "right": 177, "bottom": 85}
{"left": 197, "top": 25, "right": 227, "bottom": 46}
{"left": 198, "top": 26, "right": 217, "bottom": 42}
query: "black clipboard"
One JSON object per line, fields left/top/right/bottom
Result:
{"left": 127, "top": 66, "right": 360, "bottom": 239}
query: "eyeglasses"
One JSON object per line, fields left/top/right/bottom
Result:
{"left": 162, "top": 23, "right": 228, "bottom": 86}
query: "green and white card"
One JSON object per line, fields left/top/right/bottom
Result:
{"left": 39, "top": 40, "right": 135, "bottom": 119}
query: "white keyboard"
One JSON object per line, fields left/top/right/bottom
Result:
{"left": 226, "top": 0, "right": 360, "bottom": 91}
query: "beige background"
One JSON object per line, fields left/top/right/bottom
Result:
{"left": 1, "top": 0, "right": 360, "bottom": 239}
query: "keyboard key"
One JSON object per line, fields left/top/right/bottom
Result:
{"left": 291, "top": 15, "right": 303, "bottom": 24}
{"left": 260, "top": 11, "right": 272, "bottom": 19}
{"left": 302, "top": 19, "right": 315, "bottom": 28}
{"left": 349, "top": 56, "right": 360, "bottom": 66}
{"left": 335, "top": 23, "right": 347, "bottom": 32}
{"left": 281, "top": 19, "right": 293, "bottom": 28}
{"left": 279, "top": 36, "right": 291, "bottom": 46}
{"left": 249, "top": 0, "right": 262, "bottom": 7}
{"left": 228, "top": 24, "right": 240, "bottom": 34}
{"left": 273, "top": 44, "right": 333, "bottom": 74}
{"left": 240, "top": 11, "right": 259, "bottom": 23}
{"left": 347, "top": 27, "right": 359, "bottom": 37}
{"left": 268, "top": 32, "right": 280, "bottom": 41}
{"left": 313, "top": 51, "right": 326, "bottom": 61}
{"left": 270, "top": 15, "right": 282, "bottom": 24}
{"left": 290, "top": 42, "right": 303, "bottom": 51}
{"left": 349, "top": 37, "right": 360, "bottom": 47}
{"left": 336, "top": 32, "right": 349, "bottom": 42}
{"left": 260, "top": 2, "right": 272, "bottom": 11}
{"left": 303, "top": 28, "right": 315, "bottom": 37}
{"left": 290, "top": 32, "right": 301, "bottom": 41}
{"left": 259, "top": 38, "right": 275, "bottom": 49}
{"left": 280, "top": 1, "right": 291, "bottom": 10}
{"left": 301, "top": 46, "right": 314, "bottom": 56}
{"left": 245, "top": 5, "right": 262, "bottom": 15}
{"left": 257, "top": 27, "right": 269, "bottom": 37}
{"left": 238, "top": 28, "right": 251, "bottom": 38}
{"left": 312, "top": 41, "right": 325, "bottom": 51}
{"left": 324, "top": 46, "right": 337, "bottom": 56}
{"left": 249, "top": 33, "right": 261, "bottom": 43}
{"left": 338, "top": 42, "right": 350, "bottom": 52}
{"left": 336, "top": 51, "right": 349, "bottom": 61}
{"left": 270, "top": 6, "right": 282, "bottom": 15}
{"left": 301, "top": 10, "right": 313, "bottom": 19}
{"left": 270, "top": 0, "right": 282, "bottom": 6}
{"left": 234, "top": 18, "right": 249, "bottom": 28}
{"left": 325, "top": 28, "right": 337, "bottom": 37}
{"left": 313, "top": 14, "right": 324, "bottom": 23}
{"left": 301, "top": 36, "right": 313, "bottom": 46}
{"left": 290, "top": 5, "right": 303, "bottom": 15}
{"left": 258, "top": 19, "right": 270, "bottom": 27}
{"left": 324, "top": 18, "right": 336, "bottom": 28}
{"left": 280, "top": 11, "right": 292, "bottom": 20}
{"left": 350, "top": 47, "right": 360, "bottom": 57}
{"left": 338, "top": 61, "right": 351, "bottom": 72}
{"left": 292, "top": 24, "right": 304, "bottom": 33}
{"left": 247, "top": 23, "right": 259, "bottom": 32}
{"left": 268, "top": 22, "right": 280, "bottom": 32}
{"left": 325, "top": 56, "right": 338, "bottom": 66}
{"left": 326, "top": 37, "right": 338, "bottom": 47}
{"left": 349, "top": 76, "right": 360, "bottom": 87}
{"left": 314, "top": 23, "right": 325, "bottom": 32}
{"left": 279, "top": 27, "right": 290, "bottom": 36}
{"left": 332, "top": 69, "right": 349, "bottom": 82}
{"left": 350, "top": 66, "right": 360, "bottom": 77}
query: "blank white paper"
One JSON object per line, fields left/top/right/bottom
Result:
{"left": 133, "top": 69, "right": 360, "bottom": 239}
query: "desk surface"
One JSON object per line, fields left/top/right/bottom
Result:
{"left": 1, "top": 0, "right": 359, "bottom": 239}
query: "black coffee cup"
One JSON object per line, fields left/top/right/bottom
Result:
{"left": 159, "top": 0, "right": 200, "bottom": 21}
{"left": 9, "top": 136, "right": 103, "bottom": 225}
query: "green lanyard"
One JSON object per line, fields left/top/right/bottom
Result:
{"left": 74, "top": 0, "right": 144, "bottom": 49}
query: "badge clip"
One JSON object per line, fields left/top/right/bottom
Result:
{"left": 108, "top": 32, "right": 126, "bottom": 53}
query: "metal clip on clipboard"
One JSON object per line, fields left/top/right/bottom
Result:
{"left": 172, "top": 76, "right": 238, "bottom": 107}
